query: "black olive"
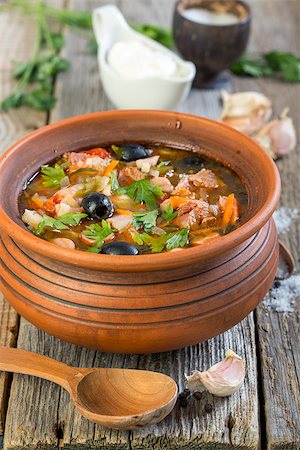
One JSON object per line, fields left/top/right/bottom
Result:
{"left": 82, "top": 192, "right": 114, "bottom": 220}
{"left": 100, "top": 242, "right": 139, "bottom": 255}
{"left": 175, "top": 156, "right": 205, "bottom": 172}
{"left": 120, "top": 144, "right": 150, "bottom": 162}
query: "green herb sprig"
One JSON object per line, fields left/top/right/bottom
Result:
{"left": 82, "top": 220, "right": 116, "bottom": 253}
{"left": 162, "top": 204, "right": 177, "bottom": 222}
{"left": 117, "top": 179, "right": 163, "bottom": 209}
{"left": 35, "top": 212, "right": 87, "bottom": 235}
{"left": 0, "top": 1, "right": 69, "bottom": 112}
{"left": 139, "top": 227, "right": 189, "bottom": 253}
{"left": 132, "top": 210, "right": 159, "bottom": 232}
{"left": 231, "top": 51, "right": 300, "bottom": 82}
{"left": 41, "top": 163, "right": 66, "bottom": 188}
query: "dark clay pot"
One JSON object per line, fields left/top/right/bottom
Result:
{"left": 173, "top": 0, "right": 251, "bottom": 87}
{"left": 0, "top": 111, "right": 280, "bottom": 354}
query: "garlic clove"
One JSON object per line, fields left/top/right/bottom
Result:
{"left": 254, "top": 108, "right": 297, "bottom": 159}
{"left": 185, "top": 349, "right": 245, "bottom": 397}
{"left": 220, "top": 90, "right": 272, "bottom": 135}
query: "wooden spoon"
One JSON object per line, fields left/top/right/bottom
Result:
{"left": 0, "top": 347, "right": 178, "bottom": 429}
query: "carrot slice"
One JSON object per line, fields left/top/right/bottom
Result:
{"left": 169, "top": 196, "right": 188, "bottom": 209}
{"left": 230, "top": 198, "right": 240, "bottom": 224}
{"left": 103, "top": 160, "right": 119, "bottom": 177}
{"left": 221, "top": 193, "right": 235, "bottom": 228}
{"left": 84, "top": 148, "right": 111, "bottom": 158}
{"left": 31, "top": 196, "right": 44, "bottom": 209}
{"left": 115, "top": 208, "right": 132, "bottom": 216}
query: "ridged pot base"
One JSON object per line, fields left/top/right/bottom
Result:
{"left": 0, "top": 219, "right": 278, "bottom": 354}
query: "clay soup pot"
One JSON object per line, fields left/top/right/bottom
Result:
{"left": 0, "top": 111, "right": 281, "bottom": 354}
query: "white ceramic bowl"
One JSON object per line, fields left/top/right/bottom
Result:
{"left": 92, "top": 5, "right": 196, "bottom": 110}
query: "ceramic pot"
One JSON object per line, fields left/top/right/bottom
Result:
{"left": 173, "top": 0, "right": 251, "bottom": 87}
{"left": 0, "top": 111, "right": 280, "bottom": 354}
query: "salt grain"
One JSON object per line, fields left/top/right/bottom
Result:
{"left": 273, "top": 207, "right": 299, "bottom": 234}
{"left": 264, "top": 275, "right": 300, "bottom": 312}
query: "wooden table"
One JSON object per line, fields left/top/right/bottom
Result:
{"left": 0, "top": 1, "right": 299, "bottom": 449}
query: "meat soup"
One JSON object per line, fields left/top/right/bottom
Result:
{"left": 19, "top": 144, "right": 248, "bottom": 254}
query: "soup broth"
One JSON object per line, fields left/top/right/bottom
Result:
{"left": 19, "top": 144, "right": 248, "bottom": 255}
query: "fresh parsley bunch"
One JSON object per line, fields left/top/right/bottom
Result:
{"left": 231, "top": 51, "right": 300, "bottom": 82}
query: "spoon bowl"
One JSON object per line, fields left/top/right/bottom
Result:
{"left": 0, "top": 347, "right": 178, "bottom": 429}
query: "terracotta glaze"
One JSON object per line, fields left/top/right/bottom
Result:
{"left": 0, "top": 111, "right": 281, "bottom": 353}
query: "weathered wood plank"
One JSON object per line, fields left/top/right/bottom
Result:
{"left": 0, "top": 10, "right": 48, "bottom": 437}
{"left": 0, "top": 295, "right": 18, "bottom": 436}
{"left": 4, "top": 0, "right": 260, "bottom": 449}
{"left": 232, "top": 1, "right": 300, "bottom": 449}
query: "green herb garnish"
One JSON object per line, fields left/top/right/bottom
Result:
{"left": 139, "top": 227, "right": 189, "bottom": 253}
{"left": 133, "top": 210, "right": 159, "bottom": 232}
{"left": 118, "top": 179, "right": 163, "bottom": 209}
{"left": 41, "top": 163, "right": 66, "bottom": 188}
{"left": 165, "top": 227, "right": 189, "bottom": 251}
{"left": 82, "top": 220, "right": 116, "bottom": 252}
{"left": 162, "top": 204, "right": 177, "bottom": 222}
{"left": 231, "top": 51, "right": 300, "bottom": 82}
{"left": 35, "top": 212, "right": 87, "bottom": 235}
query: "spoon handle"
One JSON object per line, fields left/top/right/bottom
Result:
{"left": 0, "top": 347, "right": 83, "bottom": 391}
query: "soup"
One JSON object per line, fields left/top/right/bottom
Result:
{"left": 19, "top": 144, "right": 248, "bottom": 254}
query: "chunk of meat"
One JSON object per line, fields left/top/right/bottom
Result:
{"left": 173, "top": 199, "right": 211, "bottom": 229}
{"left": 136, "top": 156, "right": 159, "bottom": 173}
{"left": 108, "top": 214, "right": 133, "bottom": 232}
{"left": 189, "top": 169, "right": 219, "bottom": 189}
{"left": 67, "top": 152, "right": 111, "bottom": 174}
{"left": 150, "top": 176, "right": 173, "bottom": 193}
{"left": 118, "top": 166, "right": 144, "bottom": 186}
{"left": 172, "top": 175, "right": 191, "bottom": 195}
{"left": 67, "top": 152, "right": 87, "bottom": 167}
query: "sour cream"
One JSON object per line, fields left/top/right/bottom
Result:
{"left": 107, "top": 40, "right": 179, "bottom": 79}
{"left": 182, "top": 8, "right": 239, "bottom": 26}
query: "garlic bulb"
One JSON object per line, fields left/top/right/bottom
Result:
{"left": 254, "top": 108, "right": 297, "bottom": 159}
{"left": 185, "top": 349, "right": 245, "bottom": 397}
{"left": 220, "top": 91, "right": 272, "bottom": 135}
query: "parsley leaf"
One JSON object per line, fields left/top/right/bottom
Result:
{"left": 140, "top": 233, "right": 169, "bottom": 253}
{"left": 82, "top": 220, "right": 116, "bottom": 252}
{"left": 35, "top": 215, "right": 68, "bottom": 235}
{"left": 162, "top": 204, "right": 177, "bottom": 222}
{"left": 264, "top": 51, "right": 300, "bottom": 82}
{"left": 139, "top": 227, "right": 189, "bottom": 253}
{"left": 56, "top": 212, "right": 87, "bottom": 226}
{"left": 133, "top": 210, "right": 159, "bottom": 232}
{"left": 165, "top": 227, "right": 189, "bottom": 250}
{"left": 121, "top": 179, "right": 163, "bottom": 209}
{"left": 41, "top": 163, "right": 66, "bottom": 188}
{"left": 34, "top": 212, "right": 87, "bottom": 235}
{"left": 231, "top": 51, "right": 300, "bottom": 82}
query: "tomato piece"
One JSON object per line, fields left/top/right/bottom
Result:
{"left": 84, "top": 148, "right": 110, "bottom": 158}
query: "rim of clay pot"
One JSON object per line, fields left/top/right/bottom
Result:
{"left": 0, "top": 110, "right": 281, "bottom": 272}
